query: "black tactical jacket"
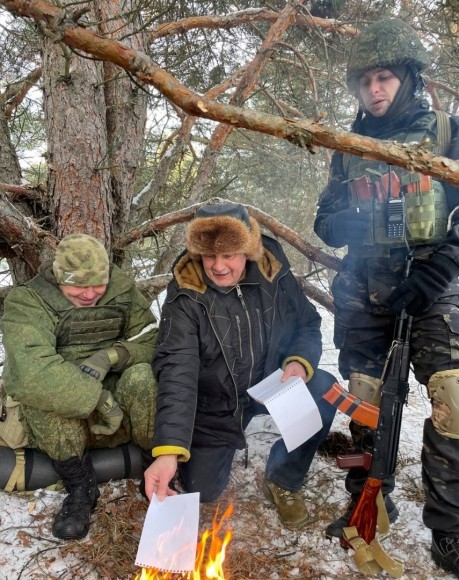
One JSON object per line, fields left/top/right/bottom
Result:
{"left": 152, "top": 235, "right": 322, "bottom": 456}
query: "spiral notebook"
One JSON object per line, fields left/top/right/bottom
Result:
{"left": 247, "top": 369, "right": 322, "bottom": 451}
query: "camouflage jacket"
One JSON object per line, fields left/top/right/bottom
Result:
{"left": 1, "top": 263, "right": 157, "bottom": 419}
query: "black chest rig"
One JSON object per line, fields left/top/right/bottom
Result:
{"left": 27, "top": 276, "right": 129, "bottom": 361}
{"left": 344, "top": 111, "right": 449, "bottom": 256}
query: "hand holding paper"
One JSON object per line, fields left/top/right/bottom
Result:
{"left": 247, "top": 369, "right": 322, "bottom": 452}
{"left": 144, "top": 455, "right": 178, "bottom": 501}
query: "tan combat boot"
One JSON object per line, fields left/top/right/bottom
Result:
{"left": 262, "top": 479, "right": 309, "bottom": 529}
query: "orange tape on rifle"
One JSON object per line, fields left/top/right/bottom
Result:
{"left": 323, "top": 382, "right": 379, "bottom": 429}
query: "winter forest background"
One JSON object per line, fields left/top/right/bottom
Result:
{"left": 0, "top": 0, "right": 459, "bottom": 305}
{"left": 1, "top": 0, "right": 459, "bottom": 578}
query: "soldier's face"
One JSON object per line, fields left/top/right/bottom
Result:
{"left": 358, "top": 69, "right": 401, "bottom": 117}
{"left": 202, "top": 253, "right": 247, "bottom": 287}
{"left": 60, "top": 284, "right": 107, "bottom": 307}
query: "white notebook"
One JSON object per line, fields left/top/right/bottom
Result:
{"left": 247, "top": 369, "right": 322, "bottom": 452}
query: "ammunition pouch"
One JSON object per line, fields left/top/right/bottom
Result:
{"left": 427, "top": 369, "right": 459, "bottom": 439}
{"left": 0, "top": 382, "right": 28, "bottom": 450}
{"left": 348, "top": 170, "right": 448, "bottom": 248}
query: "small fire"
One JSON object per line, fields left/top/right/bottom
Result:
{"left": 136, "top": 504, "right": 233, "bottom": 580}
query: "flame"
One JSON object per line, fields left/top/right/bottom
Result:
{"left": 136, "top": 504, "right": 233, "bottom": 580}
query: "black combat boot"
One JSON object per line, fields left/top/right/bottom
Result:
{"left": 51, "top": 454, "right": 100, "bottom": 540}
{"left": 431, "top": 530, "right": 459, "bottom": 577}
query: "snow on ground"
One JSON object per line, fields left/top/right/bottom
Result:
{"left": 0, "top": 304, "right": 457, "bottom": 579}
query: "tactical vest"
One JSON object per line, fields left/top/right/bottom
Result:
{"left": 344, "top": 111, "right": 450, "bottom": 255}
{"left": 27, "top": 276, "right": 129, "bottom": 362}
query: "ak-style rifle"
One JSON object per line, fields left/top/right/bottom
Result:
{"left": 335, "top": 254, "right": 413, "bottom": 576}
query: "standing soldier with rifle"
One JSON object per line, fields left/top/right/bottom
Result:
{"left": 314, "top": 18, "right": 459, "bottom": 577}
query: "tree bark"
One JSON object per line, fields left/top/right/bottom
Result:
{"left": 154, "top": 0, "right": 309, "bottom": 274}
{"left": 96, "top": 0, "right": 148, "bottom": 241}
{"left": 3, "top": 0, "right": 459, "bottom": 187}
{"left": 42, "top": 13, "right": 112, "bottom": 245}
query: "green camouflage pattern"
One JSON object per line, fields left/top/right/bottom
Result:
{"left": 53, "top": 233, "right": 110, "bottom": 286}
{"left": 1, "top": 264, "right": 158, "bottom": 460}
{"left": 22, "top": 364, "right": 157, "bottom": 459}
{"left": 345, "top": 113, "right": 448, "bottom": 251}
{"left": 347, "top": 18, "right": 430, "bottom": 92}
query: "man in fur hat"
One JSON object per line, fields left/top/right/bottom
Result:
{"left": 144, "top": 202, "right": 337, "bottom": 529}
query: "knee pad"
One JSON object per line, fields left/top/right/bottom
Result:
{"left": 427, "top": 370, "right": 459, "bottom": 439}
{"left": 349, "top": 372, "right": 382, "bottom": 406}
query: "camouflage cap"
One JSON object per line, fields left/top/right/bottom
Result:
{"left": 347, "top": 19, "right": 430, "bottom": 93}
{"left": 53, "top": 234, "right": 110, "bottom": 286}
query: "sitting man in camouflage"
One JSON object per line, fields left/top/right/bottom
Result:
{"left": 1, "top": 234, "right": 158, "bottom": 541}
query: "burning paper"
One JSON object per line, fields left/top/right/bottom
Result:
{"left": 135, "top": 493, "right": 200, "bottom": 573}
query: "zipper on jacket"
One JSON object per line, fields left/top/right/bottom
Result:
{"left": 256, "top": 307, "right": 264, "bottom": 352}
{"left": 235, "top": 314, "right": 243, "bottom": 358}
{"left": 173, "top": 291, "right": 240, "bottom": 420}
{"left": 236, "top": 285, "right": 247, "bottom": 310}
{"left": 236, "top": 284, "right": 255, "bottom": 389}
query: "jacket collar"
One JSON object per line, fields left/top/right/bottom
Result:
{"left": 173, "top": 247, "right": 282, "bottom": 294}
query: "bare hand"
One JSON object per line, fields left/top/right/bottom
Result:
{"left": 281, "top": 361, "right": 308, "bottom": 383}
{"left": 144, "top": 455, "right": 178, "bottom": 501}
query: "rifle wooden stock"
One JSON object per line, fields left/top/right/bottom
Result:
{"left": 341, "top": 477, "right": 383, "bottom": 548}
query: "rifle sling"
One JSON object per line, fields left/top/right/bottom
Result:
{"left": 343, "top": 491, "right": 404, "bottom": 578}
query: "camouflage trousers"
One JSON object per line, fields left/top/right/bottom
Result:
{"left": 21, "top": 363, "right": 157, "bottom": 461}
{"left": 332, "top": 256, "right": 459, "bottom": 534}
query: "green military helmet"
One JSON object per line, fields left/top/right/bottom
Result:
{"left": 53, "top": 233, "right": 110, "bottom": 286}
{"left": 346, "top": 18, "right": 431, "bottom": 93}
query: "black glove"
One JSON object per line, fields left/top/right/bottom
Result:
{"left": 387, "top": 252, "right": 459, "bottom": 316}
{"left": 325, "top": 209, "right": 370, "bottom": 247}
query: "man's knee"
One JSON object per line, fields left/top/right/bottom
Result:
{"left": 427, "top": 370, "right": 459, "bottom": 439}
{"left": 349, "top": 372, "right": 382, "bottom": 406}
{"left": 118, "top": 362, "right": 155, "bottom": 381}
{"left": 21, "top": 407, "right": 87, "bottom": 460}
{"left": 305, "top": 370, "right": 336, "bottom": 420}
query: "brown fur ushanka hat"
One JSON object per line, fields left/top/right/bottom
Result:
{"left": 186, "top": 202, "right": 263, "bottom": 260}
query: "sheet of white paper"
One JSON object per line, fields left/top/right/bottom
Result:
{"left": 247, "top": 369, "right": 322, "bottom": 452}
{"left": 135, "top": 492, "right": 200, "bottom": 573}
